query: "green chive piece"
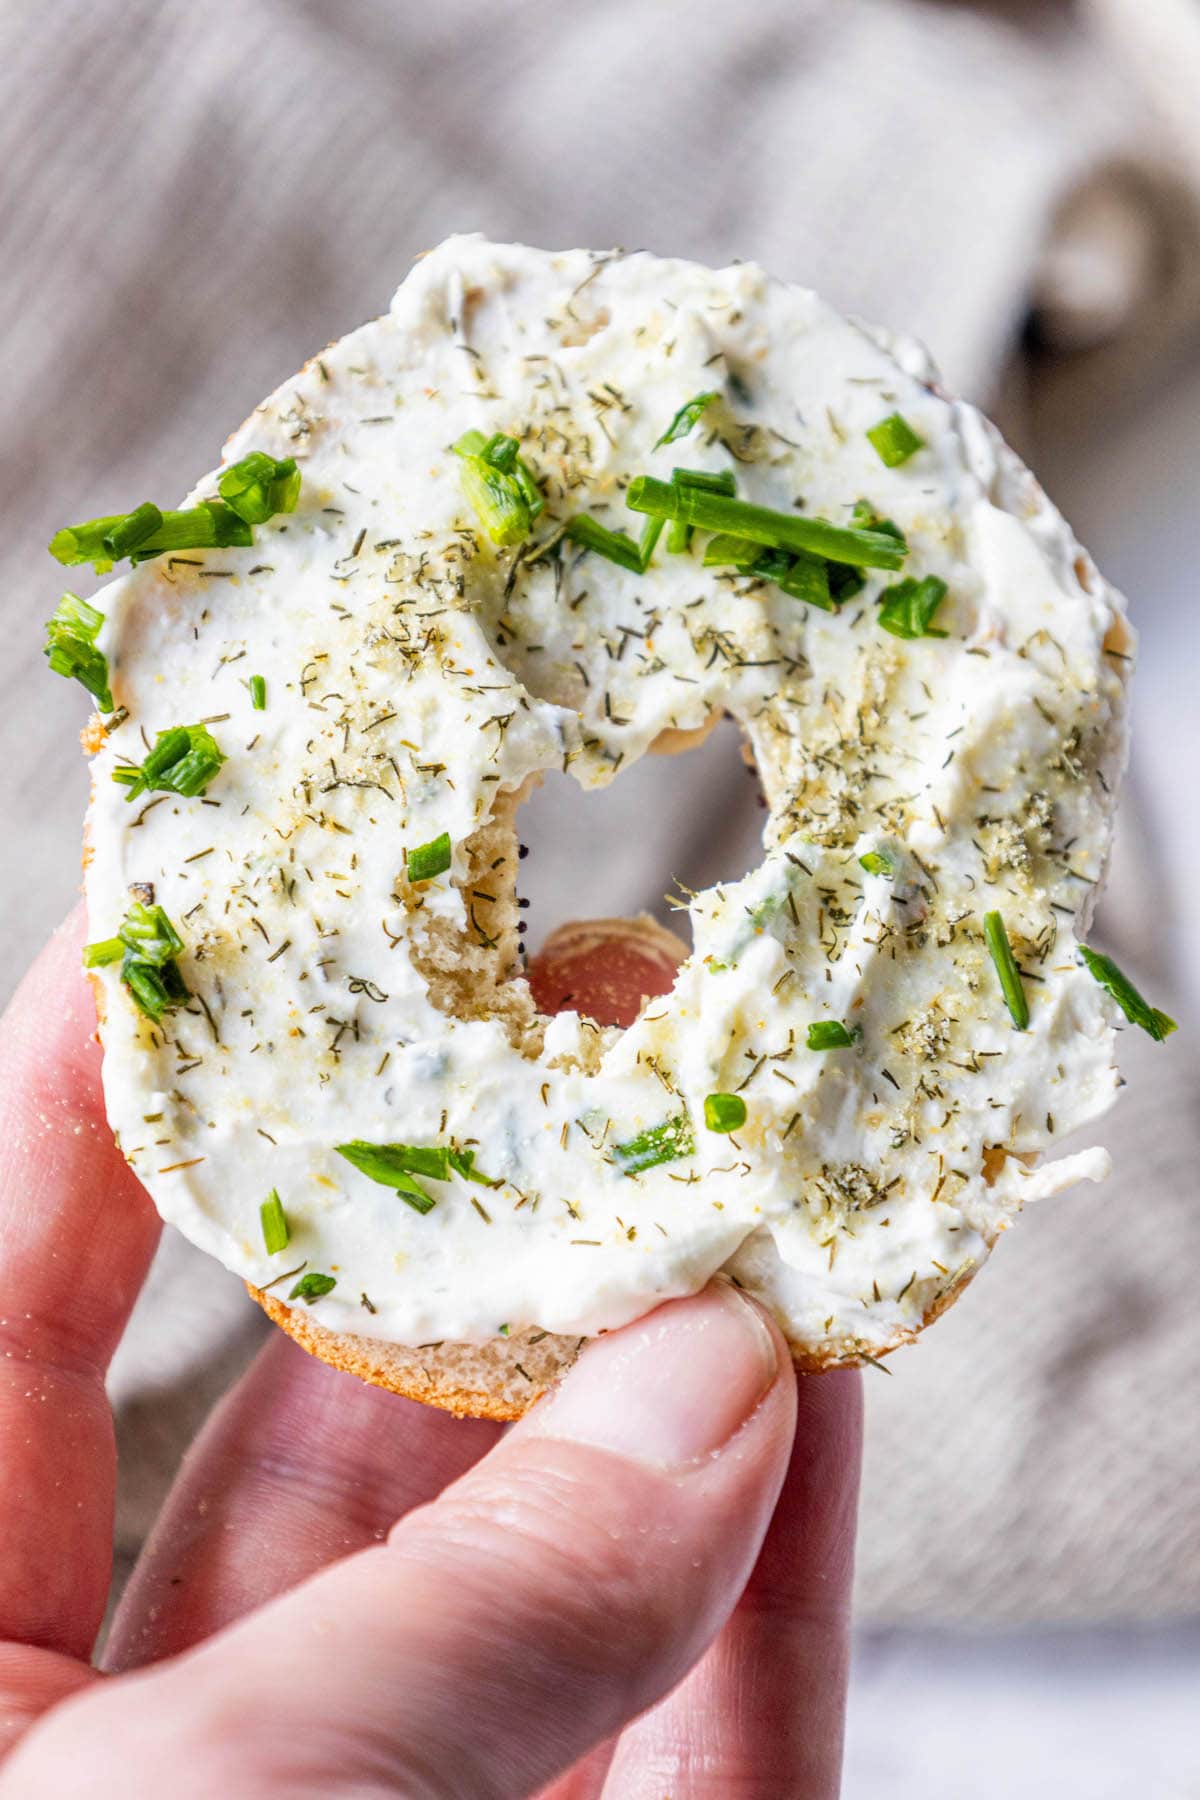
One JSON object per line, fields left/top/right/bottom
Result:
{"left": 260, "top": 1190, "right": 290, "bottom": 1256}
{"left": 671, "top": 466, "right": 737, "bottom": 497}
{"left": 82, "top": 936, "right": 124, "bottom": 969}
{"left": 859, "top": 849, "right": 895, "bottom": 877}
{"left": 49, "top": 511, "right": 145, "bottom": 573}
{"left": 119, "top": 901, "right": 185, "bottom": 967}
{"left": 1078, "top": 946, "right": 1177, "bottom": 1041}
{"left": 290, "top": 1272, "right": 336, "bottom": 1303}
{"left": 249, "top": 674, "right": 267, "bottom": 710}
{"left": 52, "top": 501, "right": 253, "bottom": 571}
{"left": 867, "top": 412, "right": 925, "bottom": 468}
{"left": 625, "top": 476, "right": 907, "bottom": 570}
{"left": 407, "top": 832, "right": 452, "bottom": 883}
{"left": 661, "top": 467, "right": 737, "bottom": 554}
{"left": 565, "top": 515, "right": 646, "bottom": 573}
{"left": 335, "top": 1141, "right": 443, "bottom": 1213}
{"left": 128, "top": 501, "right": 254, "bottom": 562}
{"left": 654, "top": 391, "right": 719, "bottom": 448}
{"left": 104, "top": 502, "right": 164, "bottom": 559}
{"left": 448, "top": 1147, "right": 501, "bottom": 1187}
{"left": 756, "top": 547, "right": 835, "bottom": 612}
{"left": 983, "top": 911, "right": 1029, "bottom": 1031}
{"left": 877, "top": 575, "right": 949, "bottom": 640}
{"left": 702, "top": 533, "right": 761, "bottom": 568}
{"left": 112, "top": 722, "right": 226, "bottom": 803}
{"left": 612, "top": 1111, "right": 695, "bottom": 1175}
{"left": 637, "top": 514, "right": 666, "bottom": 566}
{"left": 704, "top": 1093, "right": 747, "bottom": 1133}
{"left": 807, "top": 1020, "right": 860, "bottom": 1050}
{"left": 90, "top": 901, "right": 191, "bottom": 1022}
{"left": 850, "top": 499, "right": 906, "bottom": 543}
{"left": 218, "top": 451, "right": 301, "bottom": 526}
{"left": 453, "top": 429, "right": 543, "bottom": 546}
{"left": 44, "top": 592, "right": 112, "bottom": 711}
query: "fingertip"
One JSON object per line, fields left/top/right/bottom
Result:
{"left": 520, "top": 1281, "right": 795, "bottom": 1473}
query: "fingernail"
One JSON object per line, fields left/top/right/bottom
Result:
{"left": 526, "top": 1283, "right": 779, "bottom": 1469}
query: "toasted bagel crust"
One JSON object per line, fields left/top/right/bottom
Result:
{"left": 248, "top": 1248, "right": 984, "bottom": 1415}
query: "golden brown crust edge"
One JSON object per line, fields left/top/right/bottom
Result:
{"left": 249, "top": 1251, "right": 985, "bottom": 1418}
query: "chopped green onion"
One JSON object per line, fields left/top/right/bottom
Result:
{"left": 82, "top": 936, "right": 124, "bottom": 968}
{"left": 128, "top": 501, "right": 253, "bottom": 562}
{"left": 626, "top": 476, "right": 907, "bottom": 570}
{"left": 983, "top": 911, "right": 1029, "bottom": 1031}
{"left": 867, "top": 412, "right": 925, "bottom": 468}
{"left": 290, "top": 1272, "right": 336, "bottom": 1303}
{"left": 612, "top": 1111, "right": 695, "bottom": 1175}
{"left": 877, "top": 575, "right": 948, "bottom": 640}
{"left": 105, "top": 503, "right": 163, "bottom": 559}
{"left": 119, "top": 901, "right": 184, "bottom": 967}
{"left": 112, "top": 723, "right": 226, "bottom": 802}
{"left": 44, "top": 592, "right": 112, "bottom": 711}
{"left": 663, "top": 467, "right": 737, "bottom": 553}
{"left": 49, "top": 508, "right": 155, "bottom": 573}
{"left": 334, "top": 1138, "right": 497, "bottom": 1203}
{"left": 407, "top": 832, "right": 452, "bottom": 883}
{"left": 218, "top": 451, "right": 301, "bottom": 526}
{"left": 50, "top": 501, "right": 252, "bottom": 572}
{"left": 453, "top": 430, "right": 543, "bottom": 546}
{"left": 702, "top": 533, "right": 760, "bottom": 568}
{"left": 260, "top": 1190, "right": 290, "bottom": 1256}
{"left": 850, "top": 499, "right": 906, "bottom": 543}
{"left": 447, "top": 1146, "right": 501, "bottom": 1187}
{"left": 671, "top": 466, "right": 736, "bottom": 496}
{"left": 1078, "top": 946, "right": 1177, "bottom": 1041}
{"left": 565, "top": 515, "right": 645, "bottom": 573}
{"left": 654, "top": 391, "right": 719, "bottom": 448}
{"left": 755, "top": 547, "right": 835, "bottom": 611}
{"left": 859, "top": 849, "right": 895, "bottom": 877}
{"left": 702, "top": 535, "right": 834, "bottom": 611}
{"left": 704, "top": 1093, "right": 746, "bottom": 1133}
{"left": 122, "top": 962, "right": 175, "bottom": 1022}
{"left": 86, "top": 901, "right": 191, "bottom": 1023}
{"left": 249, "top": 674, "right": 267, "bottom": 710}
{"left": 335, "top": 1141, "right": 441, "bottom": 1213}
{"left": 637, "top": 514, "right": 666, "bottom": 566}
{"left": 807, "top": 1020, "right": 860, "bottom": 1050}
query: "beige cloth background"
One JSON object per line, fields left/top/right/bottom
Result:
{"left": 2, "top": 0, "right": 1198, "bottom": 1626}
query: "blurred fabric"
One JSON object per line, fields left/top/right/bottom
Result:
{"left": 3, "top": 0, "right": 1199, "bottom": 1634}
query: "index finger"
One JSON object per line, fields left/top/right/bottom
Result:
{"left": 0, "top": 907, "right": 160, "bottom": 1658}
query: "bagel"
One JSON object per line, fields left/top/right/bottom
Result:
{"left": 66, "top": 235, "right": 1166, "bottom": 1417}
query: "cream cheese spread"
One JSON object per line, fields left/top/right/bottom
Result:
{"left": 82, "top": 236, "right": 1131, "bottom": 1358}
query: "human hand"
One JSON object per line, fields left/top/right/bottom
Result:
{"left": 0, "top": 911, "right": 861, "bottom": 1798}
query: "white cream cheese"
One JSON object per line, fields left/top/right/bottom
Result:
{"left": 82, "top": 236, "right": 1131, "bottom": 1359}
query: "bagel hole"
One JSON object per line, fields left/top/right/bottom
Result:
{"left": 516, "top": 713, "right": 765, "bottom": 962}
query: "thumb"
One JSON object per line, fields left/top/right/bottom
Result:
{"left": 4, "top": 1284, "right": 796, "bottom": 1800}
